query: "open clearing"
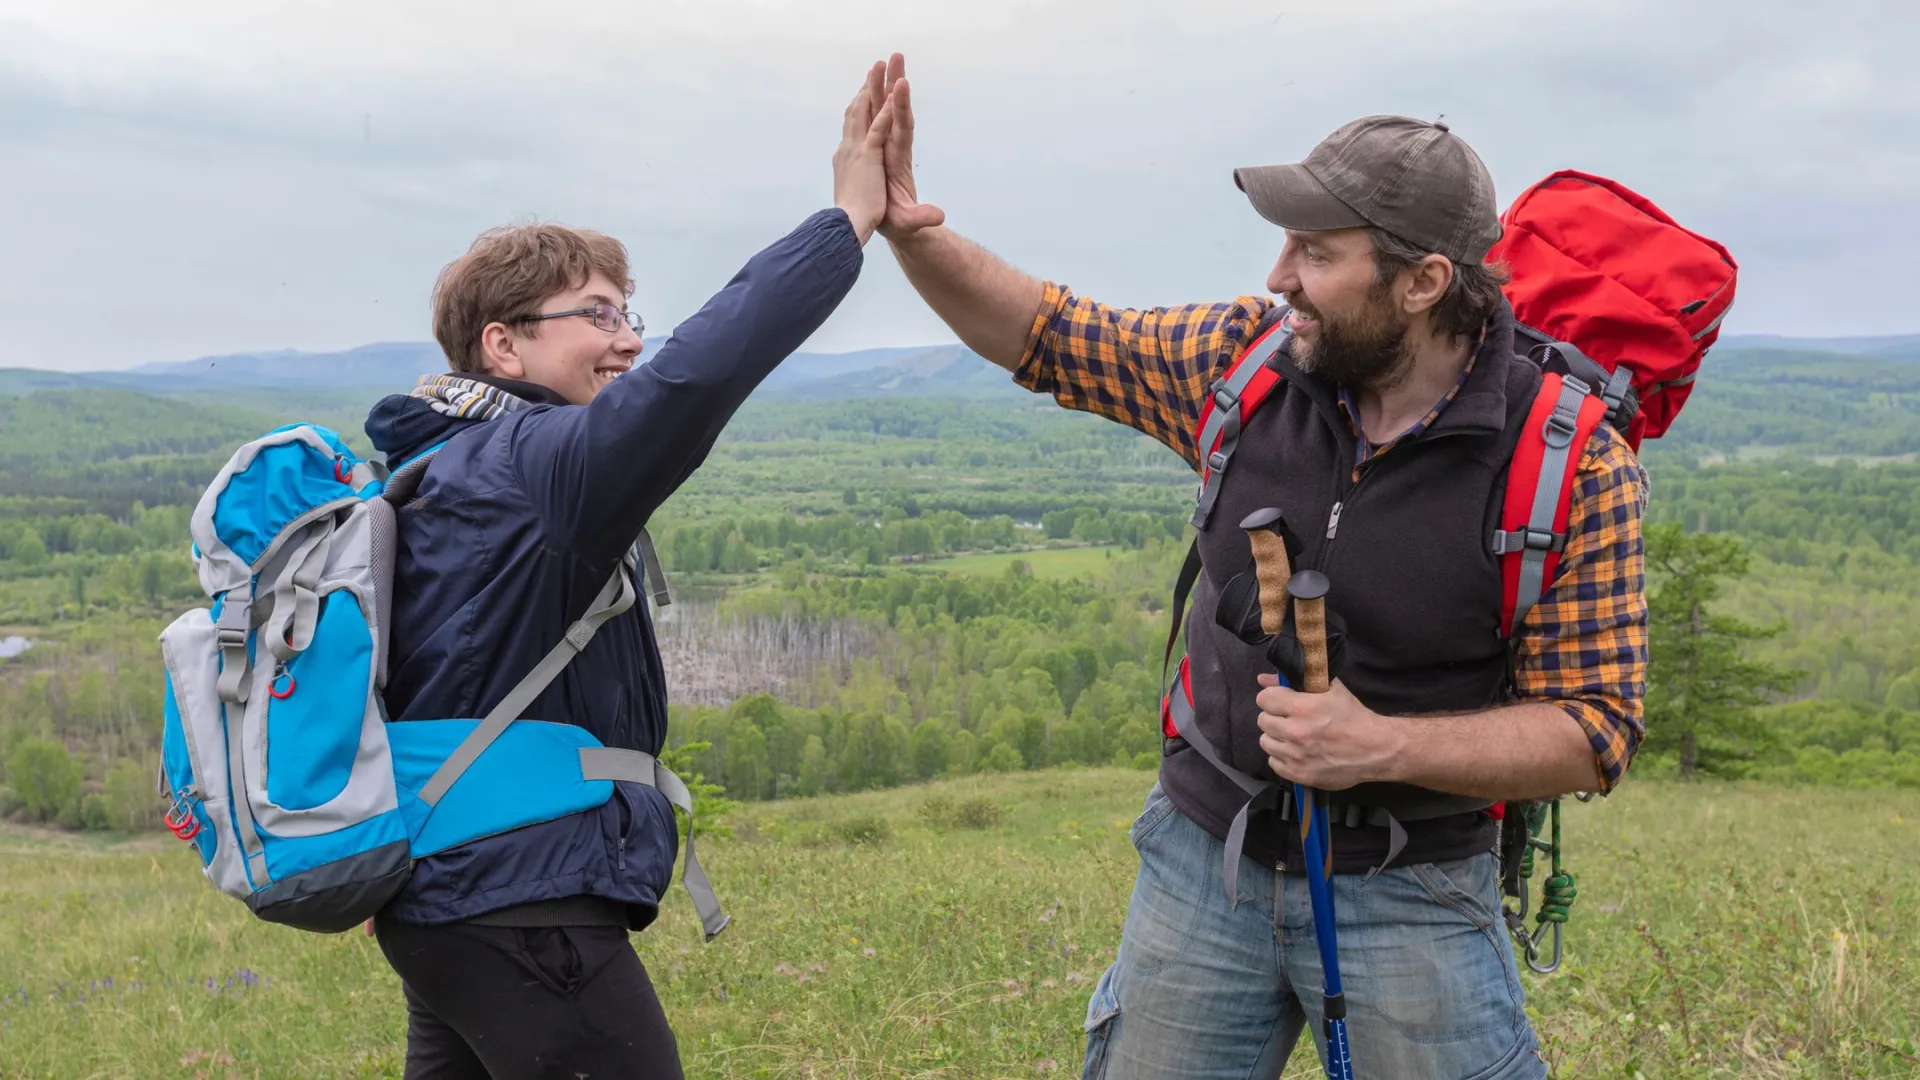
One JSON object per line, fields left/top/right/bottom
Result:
{"left": 3, "top": 770, "right": 1917, "bottom": 1078}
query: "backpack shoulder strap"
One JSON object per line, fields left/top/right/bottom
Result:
{"left": 378, "top": 441, "right": 449, "bottom": 506}
{"left": 415, "top": 563, "right": 637, "bottom": 807}
{"left": 1493, "top": 371, "right": 1610, "bottom": 637}
{"left": 1189, "top": 310, "right": 1293, "bottom": 530}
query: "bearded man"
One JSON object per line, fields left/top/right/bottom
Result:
{"left": 866, "top": 54, "right": 1647, "bottom": 1080}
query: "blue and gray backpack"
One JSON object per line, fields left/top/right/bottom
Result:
{"left": 157, "top": 423, "right": 727, "bottom": 938}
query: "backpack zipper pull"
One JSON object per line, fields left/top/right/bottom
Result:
{"left": 1326, "top": 502, "right": 1344, "bottom": 540}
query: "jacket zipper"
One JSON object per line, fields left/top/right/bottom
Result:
{"left": 615, "top": 789, "right": 632, "bottom": 871}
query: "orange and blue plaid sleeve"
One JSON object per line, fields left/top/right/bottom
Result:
{"left": 1012, "top": 283, "right": 1273, "bottom": 470}
{"left": 1513, "top": 422, "right": 1649, "bottom": 793}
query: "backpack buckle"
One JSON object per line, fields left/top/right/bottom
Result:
{"left": 1209, "top": 378, "right": 1240, "bottom": 413}
{"left": 1491, "top": 528, "right": 1566, "bottom": 555}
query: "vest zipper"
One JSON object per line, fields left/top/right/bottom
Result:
{"left": 1316, "top": 425, "right": 1481, "bottom": 572}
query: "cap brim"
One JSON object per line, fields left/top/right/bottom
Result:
{"left": 1234, "top": 163, "right": 1371, "bottom": 232}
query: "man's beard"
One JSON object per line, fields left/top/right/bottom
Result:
{"left": 1288, "top": 283, "right": 1415, "bottom": 391}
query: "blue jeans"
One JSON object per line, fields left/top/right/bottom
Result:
{"left": 1082, "top": 784, "right": 1545, "bottom": 1080}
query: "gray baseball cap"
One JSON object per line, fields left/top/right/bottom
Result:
{"left": 1234, "top": 115, "right": 1501, "bottom": 265}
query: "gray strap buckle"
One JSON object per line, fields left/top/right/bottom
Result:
{"left": 1490, "top": 528, "right": 1566, "bottom": 556}
{"left": 215, "top": 586, "right": 255, "bottom": 705}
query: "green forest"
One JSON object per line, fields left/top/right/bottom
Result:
{"left": 3, "top": 343, "right": 1919, "bottom": 831}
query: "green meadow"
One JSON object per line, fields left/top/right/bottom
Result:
{"left": 908, "top": 545, "right": 1120, "bottom": 580}
{"left": 4, "top": 769, "right": 1917, "bottom": 1079}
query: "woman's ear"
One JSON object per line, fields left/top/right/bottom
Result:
{"left": 478, "top": 322, "right": 525, "bottom": 379}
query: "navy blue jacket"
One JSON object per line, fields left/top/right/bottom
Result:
{"left": 365, "top": 208, "right": 862, "bottom": 926}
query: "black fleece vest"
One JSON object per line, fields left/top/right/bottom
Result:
{"left": 1162, "top": 304, "right": 1544, "bottom": 874}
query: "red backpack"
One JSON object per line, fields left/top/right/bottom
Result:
{"left": 1164, "top": 170, "right": 1738, "bottom": 739}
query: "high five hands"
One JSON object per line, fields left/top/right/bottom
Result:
{"left": 834, "top": 54, "right": 946, "bottom": 247}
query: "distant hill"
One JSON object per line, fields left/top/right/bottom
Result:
{"left": 124, "top": 341, "right": 454, "bottom": 388}
{"left": 768, "top": 345, "right": 1025, "bottom": 400}
{"left": 4, "top": 332, "right": 1914, "bottom": 410}
{"left": 1718, "top": 333, "right": 1920, "bottom": 362}
{"left": 5, "top": 337, "right": 1011, "bottom": 400}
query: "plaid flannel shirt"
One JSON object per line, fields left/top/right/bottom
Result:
{"left": 1013, "top": 284, "right": 1648, "bottom": 792}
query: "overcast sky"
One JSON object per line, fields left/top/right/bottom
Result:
{"left": 1, "top": 0, "right": 1913, "bottom": 372}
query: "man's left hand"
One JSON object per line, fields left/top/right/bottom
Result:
{"left": 1254, "top": 673, "right": 1405, "bottom": 790}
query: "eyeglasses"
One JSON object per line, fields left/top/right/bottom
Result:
{"left": 515, "top": 302, "right": 645, "bottom": 336}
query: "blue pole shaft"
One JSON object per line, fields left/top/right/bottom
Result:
{"left": 1296, "top": 781, "right": 1354, "bottom": 1080}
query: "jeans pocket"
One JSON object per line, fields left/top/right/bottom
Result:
{"left": 1410, "top": 854, "right": 1501, "bottom": 931}
{"left": 1128, "top": 783, "right": 1177, "bottom": 848}
{"left": 1080, "top": 963, "right": 1122, "bottom": 1080}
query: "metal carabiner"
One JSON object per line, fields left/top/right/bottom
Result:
{"left": 1526, "top": 920, "right": 1564, "bottom": 975}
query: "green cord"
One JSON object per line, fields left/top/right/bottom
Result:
{"left": 1518, "top": 799, "right": 1577, "bottom": 927}
{"left": 1533, "top": 800, "right": 1576, "bottom": 927}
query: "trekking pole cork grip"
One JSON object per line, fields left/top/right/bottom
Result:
{"left": 1288, "top": 570, "right": 1331, "bottom": 694}
{"left": 1248, "top": 532, "right": 1294, "bottom": 635}
{"left": 1240, "top": 508, "right": 1297, "bottom": 637}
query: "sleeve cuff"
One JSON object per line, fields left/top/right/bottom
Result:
{"left": 1009, "top": 282, "right": 1070, "bottom": 393}
{"left": 1552, "top": 699, "right": 1635, "bottom": 795}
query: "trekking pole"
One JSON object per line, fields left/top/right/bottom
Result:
{"left": 1240, "top": 509, "right": 1354, "bottom": 1080}
{"left": 1285, "top": 568, "right": 1354, "bottom": 1080}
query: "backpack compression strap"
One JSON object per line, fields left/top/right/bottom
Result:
{"left": 1492, "top": 371, "right": 1610, "bottom": 637}
{"left": 1163, "top": 658, "right": 1276, "bottom": 907}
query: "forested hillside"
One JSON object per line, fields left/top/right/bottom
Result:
{"left": 2, "top": 342, "right": 1918, "bottom": 830}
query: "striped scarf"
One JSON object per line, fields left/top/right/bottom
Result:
{"left": 410, "top": 374, "right": 529, "bottom": 422}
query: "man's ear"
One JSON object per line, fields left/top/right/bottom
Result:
{"left": 479, "top": 322, "right": 525, "bottom": 379}
{"left": 1401, "top": 254, "right": 1455, "bottom": 318}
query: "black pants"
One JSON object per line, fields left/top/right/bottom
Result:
{"left": 375, "top": 917, "right": 685, "bottom": 1080}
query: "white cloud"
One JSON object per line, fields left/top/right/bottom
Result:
{"left": 0, "top": 0, "right": 1914, "bottom": 371}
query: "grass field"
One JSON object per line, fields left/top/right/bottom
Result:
{"left": 3, "top": 769, "right": 1917, "bottom": 1079}
{"left": 910, "top": 546, "right": 1119, "bottom": 580}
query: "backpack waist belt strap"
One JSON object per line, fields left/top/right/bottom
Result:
{"left": 1169, "top": 672, "right": 1490, "bottom": 889}
{"left": 1275, "top": 789, "right": 1493, "bottom": 882}
{"left": 579, "top": 748, "right": 729, "bottom": 941}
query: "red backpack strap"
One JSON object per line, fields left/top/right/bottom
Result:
{"left": 1189, "top": 317, "right": 1291, "bottom": 529}
{"left": 1494, "top": 372, "right": 1610, "bottom": 638}
{"left": 1161, "top": 655, "right": 1194, "bottom": 739}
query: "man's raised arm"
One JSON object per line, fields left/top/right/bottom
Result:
{"left": 888, "top": 225, "right": 1043, "bottom": 371}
